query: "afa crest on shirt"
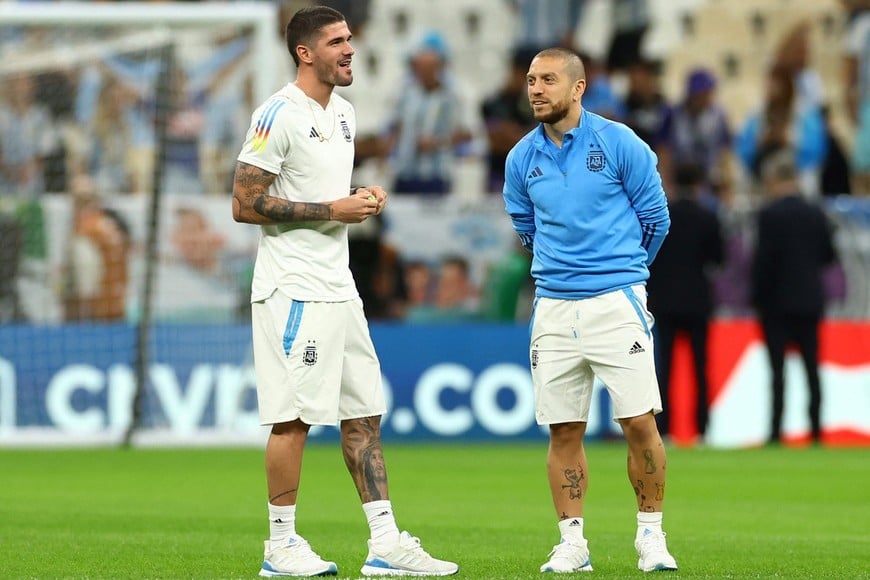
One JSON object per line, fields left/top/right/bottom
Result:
{"left": 303, "top": 340, "right": 318, "bottom": 366}
{"left": 587, "top": 150, "right": 606, "bottom": 172}
{"left": 340, "top": 120, "right": 352, "bottom": 142}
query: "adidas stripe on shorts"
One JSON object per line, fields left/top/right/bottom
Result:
{"left": 529, "top": 285, "right": 663, "bottom": 425}
{"left": 252, "top": 290, "right": 386, "bottom": 426}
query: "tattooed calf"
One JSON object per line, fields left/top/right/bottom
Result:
{"left": 561, "top": 468, "right": 584, "bottom": 500}
{"left": 643, "top": 448, "right": 657, "bottom": 474}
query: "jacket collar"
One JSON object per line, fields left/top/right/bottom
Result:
{"left": 533, "top": 107, "right": 587, "bottom": 150}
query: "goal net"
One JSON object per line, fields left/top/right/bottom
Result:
{"left": 0, "top": 2, "right": 279, "bottom": 445}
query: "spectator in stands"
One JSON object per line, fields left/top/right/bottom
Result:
{"left": 367, "top": 241, "right": 407, "bottom": 320}
{"left": 0, "top": 73, "right": 57, "bottom": 197}
{"left": 162, "top": 36, "right": 254, "bottom": 196}
{"left": 171, "top": 206, "right": 227, "bottom": 276}
{"left": 79, "top": 77, "right": 153, "bottom": 195}
{"left": 403, "top": 260, "right": 434, "bottom": 310}
{"left": 406, "top": 255, "right": 478, "bottom": 322}
{"left": 844, "top": 0, "right": 870, "bottom": 194}
{"left": 160, "top": 203, "right": 250, "bottom": 322}
{"left": 34, "top": 70, "right": 75, "bottom": 193}
{"left": 163, "top": 63, "right": 211, "bottom": 196}
{"left": 647, "top": 162, "right": 724, "bottom": 442}
{"left": 73, "top": 61, "right": 156, "bottom": 195}
{"left": 750, "top": 149, "right": 837, "bottom": 445}
{"left": 386, "top": 31, "right": 473, "bottom": 195}
{"left": 63, "top": 175, "right": 130, "bottom": 321}
{"left": 478, "top": 239, "right": 533, "bottom": 322}
{"left": 481, "top": 46, "right": 538, "bottom": 193}
{"left": 735, "top": 64, "right": 827, "bottom": 197}
{"left": 349, "top": 215, "right": 407, "bottom": 320}
{"left": 656, "top": 68, "right": 733, "bottom": 207}
{"left": 577, "top": 51, "right": 625, "bottom": 122}
{"left": 0, "top": 212, "right": 24, "bottom": 322}
{"left": 73, "top": 34, "right": 250, "bottom": 197}
{"left": 508, "top": 0, "right": 585, "bottom": 53}
{"left": 623, "top": 59, "right": 668, "bottom": 149}
{"left": 196, "top": 32, "right": 253, "bottom": 196}
{"left": 773, "top": 20, "right": 824, "bottom": 115}
{"left": 606, "top": 0, "right": 650, "bottom": 74}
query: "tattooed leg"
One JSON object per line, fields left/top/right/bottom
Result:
{"left": 265, "top": 419, "right": 310, "bottom": 506}
{"left": 341, "top": 416, "right": 390, "bottom": 503}
{"left": 547, "top": 422, "right": 589, "bottom": 519}
{"left": 620, "top": 412, "right": 667, "bottom": 513}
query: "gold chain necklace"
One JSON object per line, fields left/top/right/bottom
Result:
{"left": 307, "top": 98, "right": 336, "bottom": 142}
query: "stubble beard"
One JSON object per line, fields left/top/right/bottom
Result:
{"left": 333, "top": 69, "right": 353, "bottom": 87}
{"left": 534, "top": 99, "right": 570, "bottom": 125}
{"left": 316, "top": 60, "right": 353, "bottom": 87}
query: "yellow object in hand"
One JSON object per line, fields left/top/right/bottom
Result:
{"left": 368, "top": 195, "right": 377, "bottom": 201}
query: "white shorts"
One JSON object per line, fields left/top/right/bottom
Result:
{"left": 251, "top": 290, "right": 386, "bottom": 426}
{"left": 529, "top": 285, "right": 662, "bottom": 425}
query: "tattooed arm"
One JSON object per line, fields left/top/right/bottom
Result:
{"left": 232, "top": 161, "right": 379, "bottom": 225}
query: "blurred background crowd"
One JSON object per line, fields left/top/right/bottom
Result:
{"left": 0, "top": 0, "right": 868, "bottom": 328}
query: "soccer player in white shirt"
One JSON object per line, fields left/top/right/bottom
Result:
{"left": 232, "top": 7, "right": 458, "bottom": 578}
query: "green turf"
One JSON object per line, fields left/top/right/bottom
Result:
{"left": 1, "top": 442, "right": 868, "bottom": 579}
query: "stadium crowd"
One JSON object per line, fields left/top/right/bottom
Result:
{"left": 0, "top": 0, "right": 867, "bottom": 328}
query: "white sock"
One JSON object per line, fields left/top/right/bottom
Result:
{"left": 637, "top": 511, "right": 663, "bottom": 537}
{"left": 558, "top": 517, "right": 585, "bottom": 542}
{"left": 268, "top": 503, "right": 297, "bottom": 549}
{"left": 363, "top": 500, "right": 400, "bottom": 547}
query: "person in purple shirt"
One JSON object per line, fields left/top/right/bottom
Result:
{"left": 656, "top": 68, "right": 734, "bottom": 207}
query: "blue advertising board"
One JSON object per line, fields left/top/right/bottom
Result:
{"left": 0, "top": 323, "right": 620, "bottom": 443}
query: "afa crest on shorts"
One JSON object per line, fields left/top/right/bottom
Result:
{"left": 340, "top": 119, "right": 352, "bottom": 142}
{"left": 303, "top": 340, "right": 318, "bottom": 366}
{"left": 587, "top": 150, "right": 606, "bottom": 172}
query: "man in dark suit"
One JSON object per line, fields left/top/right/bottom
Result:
{"left": 751, "top": 148, "right": 837, "bottom": 445}
{"left": 647, "top": 162, "right": 724, "bottom": 442}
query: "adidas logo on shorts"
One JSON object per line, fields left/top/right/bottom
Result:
{"left": 628, "top": 341, "right": 645, "bottom": 355}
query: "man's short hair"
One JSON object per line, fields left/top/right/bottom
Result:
{"left": 286, "top": 6, "right": 346, "bottom": 66}
{"left": 535, "top": 47, "right": 586, "bottom": 81}
{"left": 760, "top": 148, "right": 798, "bottom": 183}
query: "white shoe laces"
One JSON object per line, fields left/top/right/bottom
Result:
{"left": 637, "top": 529, "right": 668, "bottom": 553}
{"left": 548, "top": 538, "right": 587, "bottom": 562}
{"left": 293, "top": 538, "right": 319, "bottom": 558}
{"left": 398, "top": 532, "right": 431, "bottom": 558}
{"left": 273, "top": 537, "right": 322, "bottom": 562}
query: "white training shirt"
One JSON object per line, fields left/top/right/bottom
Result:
{"left": 237, "top": 82, "right": 358, "bottom": 303}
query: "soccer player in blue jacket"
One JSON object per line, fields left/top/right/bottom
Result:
{"left": 503, "top": 48, "right": 678, "bottom": 573}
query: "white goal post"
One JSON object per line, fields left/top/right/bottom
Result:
{"left": 0, "top": 1, "right": 278, "bottom": 105}
{"left": 0, "top": 2, "right": 280, "bottom": 447}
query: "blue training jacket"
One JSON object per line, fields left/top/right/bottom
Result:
{"left": 504, "top": 108, "right": 670, "bottom": 299}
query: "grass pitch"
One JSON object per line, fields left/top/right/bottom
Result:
{"left": 0, "top": 442, "right": 868, "bottom": 579}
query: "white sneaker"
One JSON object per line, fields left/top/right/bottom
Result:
{"left": 259, "top": 536, "right": 338, "bottom": 577}
{"left": 360, "top": 530, "right": 459, "bottom": 576}
{"left": 635, "top": 528, "right": 678, "bottom": 572}
{"left": 540, "top": 538, "right": 593, "bottom": 573}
